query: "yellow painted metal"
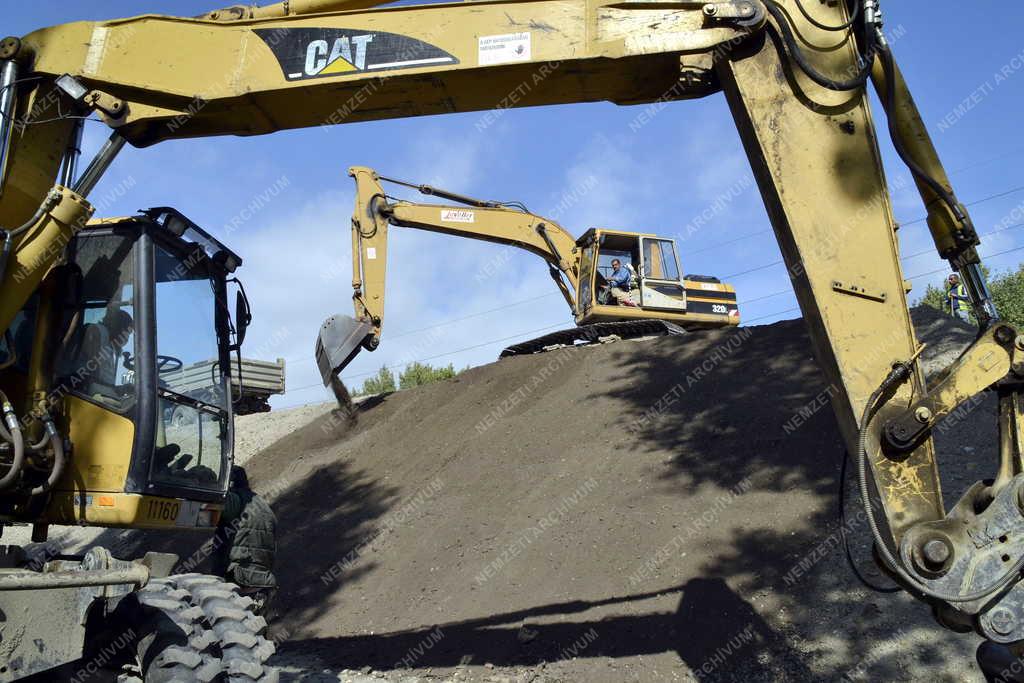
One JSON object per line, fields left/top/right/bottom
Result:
{"left": 349, "top": 166, "right": 737, "bottom": 342}
{"left": 44, "top": 491, "right": 222, "bottom": 530}
{"left": 56, "top": 395, "right": 134, "bottom": 495}
{"left": 870, "top": 59, "right": 971, "bottom": 262}
{"left": 0, "top": 187, "right": 92, "bottom": 335}
{"left": 19, "top": 1, "right": 757, "bottom": 147}
{"left": 580, "top": 301, "right": 738, "bottom": 328}
{"left": 717, "top": 3, "right": 944, "bottom": 539}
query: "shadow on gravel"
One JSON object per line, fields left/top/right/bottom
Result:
{"left": 268, "top": 457, "right": 399, "bottom": 632}
{"left": 89, "top": 407, "right": 399, "bottom": 638}
{"left": 578, "top": 311, "right": 984, "bottom": 680}
{"left": 276, "top": 578, "right": 811, "bottom": 679}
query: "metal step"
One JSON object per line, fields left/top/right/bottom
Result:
{"left": 499, "top": 319, "right": 687, "bottom": 357}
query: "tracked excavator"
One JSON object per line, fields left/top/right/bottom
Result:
{"left": 315, "top": 166, "right": 740, "bottom": 389}
{"left": 1, "top": 0, "right": 1023, "bottom": 679}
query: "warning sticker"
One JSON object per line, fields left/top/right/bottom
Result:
{"left": 478, "top": 32, "right": 531, "bottom": 66}
{"left": 441, "top": 209, "right": 475, "bottom": 223}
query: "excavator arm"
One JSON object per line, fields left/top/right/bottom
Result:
{"left": 316, "top": 165, "right": 580, "bottom": 392}
{"left": 3, "top": 0, "right": 1024, "bottom": 664}
{"left": 353, "top": 166, "right": 577, "bottom": 336}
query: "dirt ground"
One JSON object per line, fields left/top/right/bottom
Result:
{"left": 16, "top": 307, "right": 1000, "bottom": 681}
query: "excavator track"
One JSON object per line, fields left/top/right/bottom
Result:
{"left": 499, "top": 319, "right": 687, "bottom": 357}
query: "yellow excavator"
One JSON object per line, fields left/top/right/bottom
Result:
{"left": 316, "top": 166, "right": 739, "bottom": 384}
{"left": 1, "top": 0, "right": 1022, "bottom": 680}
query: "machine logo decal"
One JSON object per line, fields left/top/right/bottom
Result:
{"left": 441, "top": 209, "right": 475, "bottom": 223}
{"left": 254, "top": 28, "right": 459, "bottom": 80}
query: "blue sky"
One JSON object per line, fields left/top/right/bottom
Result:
{"left": 11, "top": 2, "right": 1024, "bottom": 408}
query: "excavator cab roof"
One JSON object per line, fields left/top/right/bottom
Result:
{"left": 576, "top": 226, "right": 659, "bottom": 246}
{"left": 87, "top": 207, "right": 243, "bottom": 274}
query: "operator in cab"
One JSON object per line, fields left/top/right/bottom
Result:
{"left": 607, "top": 258, "right": 638, "bottom": 307}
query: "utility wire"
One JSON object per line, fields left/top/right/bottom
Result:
{"left": 687, "top": 171, "right": 1024, "bottom": 260}
{"left": 288, "top": 240, "right": 1024, "bottom": 398}
{"left": 737, "top": 240, "right": 1024, "bottom": 313}
{"left": 285, "top": 320, "right": 571, "bottom": 394}
{"left": 722, "top": 183, "right": 1024, "bottom": 282}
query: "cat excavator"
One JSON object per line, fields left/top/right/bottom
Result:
{"left": 316, "top": 165, "right": 740, "bottom": 387}
{"left": 1, "top": 0, "right": 1022, "bottom": 679}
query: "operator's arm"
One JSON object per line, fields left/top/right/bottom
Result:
{"left": 607, "top": 269, "right": 630, "bottom": 288}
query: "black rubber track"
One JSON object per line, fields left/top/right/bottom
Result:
{"left": 500, "top": 319, "right": 687, "bottom": 357}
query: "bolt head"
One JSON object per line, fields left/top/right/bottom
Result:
{"left": 914, "top": 407, "right": 933, "bottom": 424}
{"left": 703, "top": 4, "right": 718, "bottom": 16}
{"left": 990, "top": 608, "right": 1017, "bottom": 636}
{"left": 922, "top": 539, "right": 950, "bottom": 566}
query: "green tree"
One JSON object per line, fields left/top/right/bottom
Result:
{"left": 988, "top": 265, "right": 1024, "bottom": 329}
{"left": 918, "top": 282, "right": 947, "bottom": 314}
{"left": 398, "top": 362, "right": 458, "bottom": 390}
{"left": 358, "top": 365, "right": 396, "bottom": 395}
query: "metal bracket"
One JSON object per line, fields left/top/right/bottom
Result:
{"left": 899, "top": 476, "right": 1024, "bottom": 618}
{"left": 832, "top": 280, "right": 887, "bottom": 302}
{"left": 883, "top": 324, "right": 1015, "bottom": 453}
{"left": 702, "top": 1, "right": 765, "bottom": 27}
{"left": 84, "top": 90, "right": 127, "bottom": 120}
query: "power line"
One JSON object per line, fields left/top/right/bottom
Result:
{"left": 900, "top": 220, "right": 1024, "bottom": 261}
{"left": 691, "top": 178, "right": 1024, "bottom": 268}
{"left": 736, "top": 240, "right": 1024, "bottom": 313}
{"left": 288, "top": 243, "right": 1024, "bottom": 398}
{"left": 280, "top": 291, "right": 560, "bottom": 365}
{"left": 285, "top": 320, "right": 571, "bottom": 394}
{"left": 280, "top": 177, "right": 1024, "bottom": 370}
{"left": 723, "top": 183, "right": 1024, "bottom": 283}
{"left": 745, "top": 306, "right": 801, "bottom": 324}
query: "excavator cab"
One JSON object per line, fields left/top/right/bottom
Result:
{"left": 0, "top": 208, "right": 247, "bottom": 531}
{"left": 576, "top": 228, "right": 739, "bottom": 327}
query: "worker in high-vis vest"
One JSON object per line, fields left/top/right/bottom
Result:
{"left": 946, "top": 273, "right": 971, "bottom": 323}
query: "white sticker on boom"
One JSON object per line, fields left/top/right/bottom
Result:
{"left": 478, "top": 32, "right": 531, "bottom": 66}
{"left": 441, "top": 209, "right": 475, "bottom": 223}
{"left": 366, "top": 247, "right": 377, "bottom": 259}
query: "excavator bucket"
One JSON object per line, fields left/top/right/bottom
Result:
{"left": 315, "top": 314, "right": 373, "bottom": 389}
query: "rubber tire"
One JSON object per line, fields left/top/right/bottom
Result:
{"left": 170, "top": 406, "right": 194, "bottom": 428}
{"left": 131, "top": 577, "right": 222, "bottom": 682}
{"left": 173, "top": 574, "right": 279, "bottom": 682}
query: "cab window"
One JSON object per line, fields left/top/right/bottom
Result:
{"left": 56, "top": 234, "right": 137, "bottom": 412}
{"left": 149, "top": 243, "right": 229, "bottom": 492}
{"left": 643, "top": 239, "right": 681, "bottom": 281}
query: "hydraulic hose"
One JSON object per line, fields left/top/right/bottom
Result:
{"left": 764, "top": 0, "right": 877, "bottom": 92}
{"left": 876, "top": 45, "right": 966, "bottom": 224}
{"left": 27, "top": 424, "right": 51, "bottom": 452}
{"left": 858, "top": 363, "right": 1024, "bottom": 603}
{"left": 0, "top": 188, "right": 63, "bottom": 297}
{"left": 793, "top": 0, "right": 860, "bottom": 32}
{"left": 29, "top": 418, "right": 64, "bottom": 497}
{"left": 0, "top": 391, "right": 25, "bottom": 491}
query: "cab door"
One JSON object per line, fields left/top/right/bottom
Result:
{"left": 576, "top": 241, "right": 598, "bottom": 316}
{"left": 639, "top": 238, "right": 687, "bottom": 311}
